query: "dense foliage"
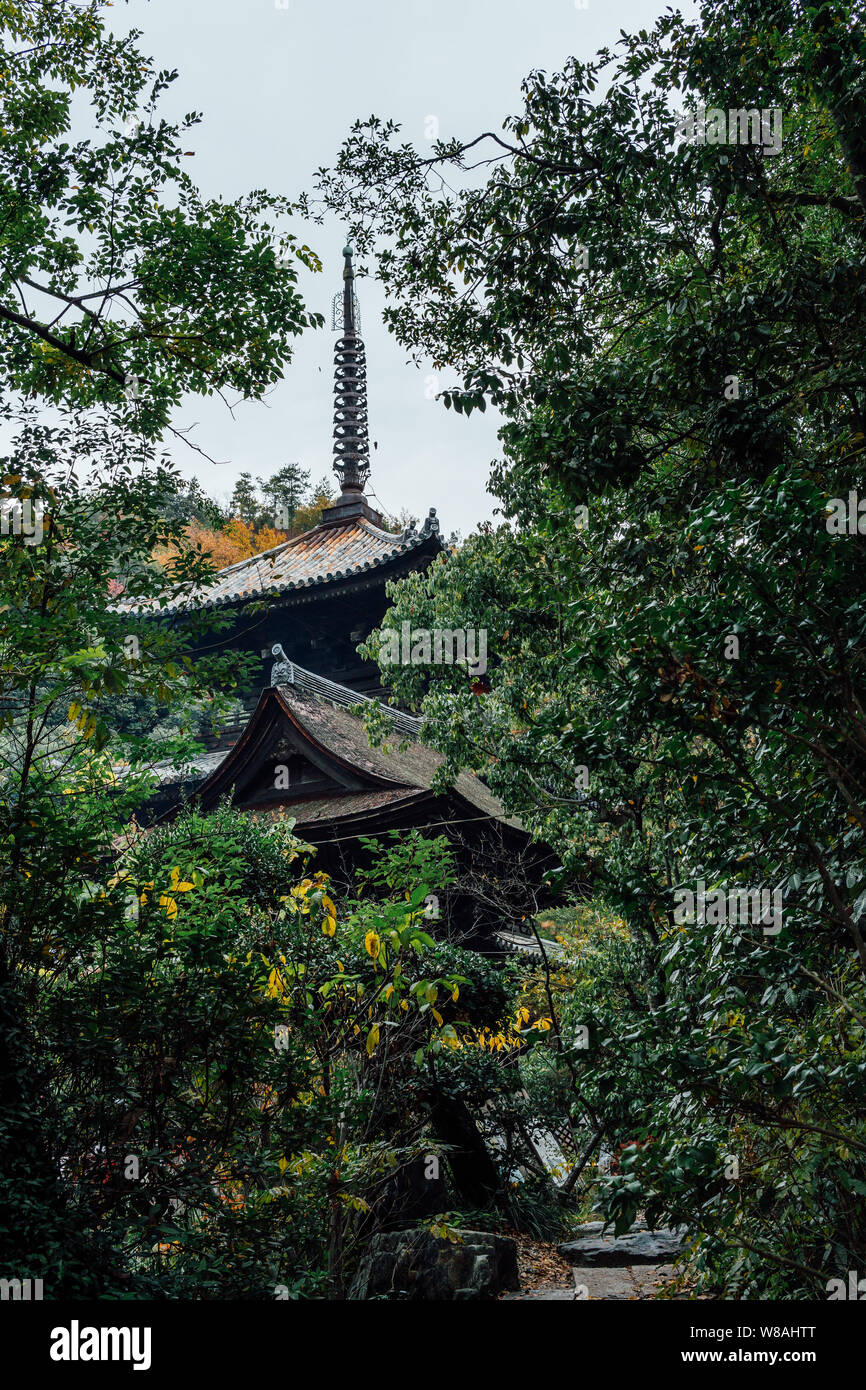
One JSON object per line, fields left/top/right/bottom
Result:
{"left": 6, "top": 801, "right": 552, "bottom": 1298}
{"left": 0, "top": 424, "right": 569, "bottom": 1296}
{"left": 5, "top": 0, "right": 865, "bottom": 1302}
{"left": 315, "top": 0, "right": 866, "bottom": 1295}
{"left": 0, "top": 3, "right": 572, "bottom": 1299}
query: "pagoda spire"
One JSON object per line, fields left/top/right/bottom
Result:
{"left": 331, "top": 245, "right": 370, "bottom": 499}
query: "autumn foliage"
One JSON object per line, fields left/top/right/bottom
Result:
{"left": 152, "top": 488, "right": 337, "bottom": 573}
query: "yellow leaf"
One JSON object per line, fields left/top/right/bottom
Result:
{"left": 266, "top": 968, "right": 285, "bottom": 998}
{"left": 366, "top": 1024, "right": 380, "bottom": 1056}
{"left": 364, "top": 931, "right": 381, "bottom": 960}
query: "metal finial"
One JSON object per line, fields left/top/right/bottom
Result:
{"left": 342, "top": 245, "right": 356, "bottom": 335}
{"left": 332, "top": 245, "right": 361, "bottom": 334}
{"left": 332, "top": 247, "right": 370, "bottom": 496}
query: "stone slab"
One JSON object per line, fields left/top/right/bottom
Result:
{"left": 558, "top": 1227, "right": 685, "bottom": 1267}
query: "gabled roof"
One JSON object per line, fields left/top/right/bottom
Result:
{"left": 135, "top": 510, "right": 443, "bottom": 617}
{"left": 194, "top": 680, "right": 522, "bottom": 833}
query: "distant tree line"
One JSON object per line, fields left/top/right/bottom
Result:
{"left": 153, "top": 467, "right": 338, "bottom": 571}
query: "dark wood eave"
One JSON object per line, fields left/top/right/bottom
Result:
{"left": 291, "top": 786, "right": 518, "bottom": 845}
{"left": 195, "top": 685, "right": 413, "bottom": 810}
{"left": 252, "top": 785, "right": 433, "bottom": 830}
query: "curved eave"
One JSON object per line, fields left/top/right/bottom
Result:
{"left": 194, "top": 685, "right": 410, "bottom": 809}
{"left": 252, "top": 786, "right": 431, "bottom": 829}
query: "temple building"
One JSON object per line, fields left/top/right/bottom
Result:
{"left": 141, "top": 250, "right": 557, "bottom": 951}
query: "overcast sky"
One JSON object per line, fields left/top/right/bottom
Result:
{"left": 114, "top": 0, "right": 684, "bottom": 534}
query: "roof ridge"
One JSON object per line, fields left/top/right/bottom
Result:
{"left": 270, "top": 653, "right": 423, "bottom": 738}
{"left": 359, "top": 519, "right": 402, "bottom": 541}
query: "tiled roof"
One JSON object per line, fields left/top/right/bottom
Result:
{"left": 269, "top": 655, "right": 423, "bottom": 737}
{"left": 134, "top": 511, "right": 441, "bottom": 616}
{"left": 275, "top": 685, "right": 522, "bottom": 829}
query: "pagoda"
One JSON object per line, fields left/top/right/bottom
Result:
{"left": 156, "top": 246, "right": 443, "bottom": 704}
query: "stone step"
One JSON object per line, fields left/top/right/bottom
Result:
{"left": 558, "top": 1224, "right": 686, "bottom": 1267}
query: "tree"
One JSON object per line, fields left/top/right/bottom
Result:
{"left": 157, "top": 478, "right": 225, "bottom": 529}
{"left": 323, "top": 0, "right": 866, "bottom": 1295}
{"left": 3, "top": 747, "right": 536, "bottom": 1296}
{"left": 0, "top": 415, "right": 250, "bottom": 1292}
{"left": 386, "top": 506, "right": 419, "bottom": 533}
{"left": 292, "top": 476, "right": 336, "bottom": 533}
{"left": 228, "top": 472, "right": 260, "bottom": 526}
{"left": 0, "top": 0, "right": 322, "bottom": 445}
{"left": 0, "top": 0, "right": 328, "bottom": 1295}
{"left": 308, "top": 475, "right": 336, "bottom": 503}
{"left": 257, "top": 463, "right": 311, "bottom": 530}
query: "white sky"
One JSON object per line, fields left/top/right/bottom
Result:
{"left": 109, "top": 0, "right": 677, "bottom": 532}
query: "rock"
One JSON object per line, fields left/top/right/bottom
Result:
{"left": 349, "top": 1229, "right": 520, "bottom": 1301}
{"left": 573, "top": 1267, "right": 641, "bottom": 1300}
{"left": 568, "top": 1218, "right": 646, "bottom": 1237}
{"left": 558, "top": 1225, "right": 685, "bottom": 1267}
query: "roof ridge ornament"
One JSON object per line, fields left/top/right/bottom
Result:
{"left": 419, "top": 507, "right": 439, "bottom": 537}
{"left": 270, "top": 642, "right": 295, "bottom": 687}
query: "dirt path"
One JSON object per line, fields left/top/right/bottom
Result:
{"left": 500, "top": 1231, "right": 684, "bottom": 1301}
